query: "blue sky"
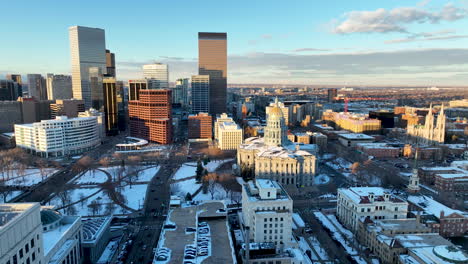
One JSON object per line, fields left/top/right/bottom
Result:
{"left": 2, "top": 0, "right": 468, "bottom": 85}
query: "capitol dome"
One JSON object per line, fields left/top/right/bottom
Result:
{"left": 269, "top": 105, "right": 283, "bottom": 117}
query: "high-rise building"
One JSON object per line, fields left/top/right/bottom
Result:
{"left": 46, "top": 74, "right": 73, "bottom": 100}
{"left": 143, "top": 63, "right": 169, "bottom": 89}
{"left": 214, "top": 113, "right": 234, "bottom": 139}
{"left": 0, "top": 79, "right": 20, "bottom": 101}
{"left": 69, "top": 26, "right": 107, "bottom": 109}
{"left": 103, "top": 77, "right": 119, "bottom": 136}
{"left": 188, "top": 113, "right": 212, "bottom": 139}
{"left": 198, "top": 32, "right": 227, "bottom": 115}
{"left": 407, "top": 104, "right": 446, "bottom": 145}
{"left": 27, "top": 74, "right": 47, "bottom": 100}
{"left": 327, "top": 88, "right": 338, "bottom": 102}
{"left": 116, "top": 81, "right": 126, "bottom": 131}
{"left": 89, "top": 67, "right": 104, "bottom": 111}
{"left": 128, "top": 79, "right": 147, "bottom": 101}
{"left": 176, "top": 78, "right": 190, "bottom": 107}
{"left": 105, "top": 49, "right": 116, "bottom": 78}
{"left": 217, "top": 121, "right": 243, "bottom": 150}
{"left": 129, "top": 89, "right": 172, "bottom": 144}
{"left": 50, "top": 99, "right": 85, "bottom": 119}
{"left": 241, "top": 179, "right": 293, "bottom": 247}
{"left": 6, "top": 74, "right": 23, "bottom": 96}
{"left": 191, "top": 75, "right": 210, "bottom": 114}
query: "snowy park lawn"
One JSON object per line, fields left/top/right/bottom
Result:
{"left": 172, "top": 178, "right": 201, "bottom": 196}
{"left": 204, "top": 159, "right": 234, "bottom": 172}
{"left": 314, "top": 174, "right": 330, "bottom": 185}
{"left": 73, "top": 170, "right": 109, "bottom": 185}
{"left": 173, "top": 163, "right": 197, "bottom": 180}
{"left": 134, "top": 166, "right": 160, "bottom": 182}
{"left": 48, "top": 187, "right": 102, "bottom": 216}
{"left": 119, "top": 183, "right": 147, "bottom": 210}
{"left": 3, "top": 168, "right": 58, "bottom": 186}
{"left": 309, "top": 236, "right": 330, "bottom": 260}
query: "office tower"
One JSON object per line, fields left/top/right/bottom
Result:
{"left": 191, "top": 75, "right": 210, "bottom": 113}
{"left": 0, "top": 79, "right": 20, "bottom": 100}
{"left": 128, "top": 79, "right": 147, "bottom": 101}
{"left": 176, "top": 78, "right": 190, "bottom": 107}
{"left": 105, "top": 49, "right": 116, "bottom": 77}
{"left": 327, "top": 88, "right": 337, "bottom": 102}
{"left": 171, "top": 85, "right": 182, "bottom": 105}
{"left": 46, "top": 74, "right": 73, "bottom": 100}
{"left": 217, "top": 121, "right": 243, "bottom": 150}
{"left": 143, "top": 63, "right": 169, "bottom": 89}
{"left": 116, "top": 81, "right": 126, "bottom": 131}
{"left": 69, "top": 26, "right": 107, "bottom": 109}
{"left": 188, "top": 113, "right": 212, "bottom": 139}
{"left": 27, "top": 74, "right": 47, "bottom": 100}
{"left": 89, "top": 67, "right": 104, "bottom": 110}
{"left": 198, "top": 32, "right": 227, "bottom": 115}
{"left": 241, "top": 179, "right": 293, "bottom": 247}
{"left": 50, "top": 99, "right": 85, "bottom": 118}
{"left": 103, "top": 77, "right": 119, "bottom": 136}
{"left": 0, "top": 101, "right": 23, "bottom": 132}
{"left": 79, "top": 109, "right": 105, "bottom": 140}
{"left": 16, "top": 97, "right": 53, "bottom": 123}
{"left": 6, "top": 74, "right": 23, "bottom": 96}
{"left": 128, "top": 89, "right": 172, "bottom": 144}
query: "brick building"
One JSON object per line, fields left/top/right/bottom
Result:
{"left": 418, "top": 166, "right": 466, "bottom": 185}
{"left": 356, "top": 143, "right": 400, "bottom": 158}
{"left": 408, "top": 195, "right": 468, "bottom": 238}
{"left": 434, "top": 171, "right": 468, "bottom": 193}
{"left": 128, "top": 89, "right": 172, "bottom": 144}
{"left": 188, "top": 113, "right": 212, "bottom": 140}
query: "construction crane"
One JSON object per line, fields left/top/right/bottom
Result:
{"left": 342, "top": 97, "right": 389, "bottom": 113}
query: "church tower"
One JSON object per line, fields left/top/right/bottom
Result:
{"left": 407, "top": 150, "right": 421, "bottom": 193}
{"left": 264, "top": 98, "right": 288, "bottom": 146}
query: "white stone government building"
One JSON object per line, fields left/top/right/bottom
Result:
{"left": 237, "top": 99, "right": 317, "bottom": 186}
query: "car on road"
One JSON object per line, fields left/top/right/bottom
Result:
{"left": 142, "top": 245, "right": 147, "bottom": 251}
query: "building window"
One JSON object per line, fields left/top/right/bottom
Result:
{"left": 394, "top": 215, "right": 398, "bottom": 219}
{"left": 31, "top": 239, "right": 35, "bottom": 248}
{"left": 25, "top": 244, "right": 29, "bottom": 253}
{"left": 395, "top": 207, "right": 398, "bottom": 211}
{"left": 32, "top": 253, "right": 36, "bottom": 261}
{"left": 19, "top": 249, "right": 23, "bottom": 258}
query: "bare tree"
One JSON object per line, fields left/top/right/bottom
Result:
{"left": 36, "top": 159, "right": 49, "bottom": 181}
{"left": 57, "top": 189, "right": 71, "bottom": 208}
{"left": 99, "top": 157, "right": 111, "bottom": 168}
{"left": 171, "top": 183, "right": 181, "bottom": 195}
{"left": 88, "top": 200, "right": 102, "bottom": 216}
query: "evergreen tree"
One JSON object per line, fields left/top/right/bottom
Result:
{"left": 196, "top": 160, "right": 204, "bottom": 182}
{"left": 185, "top": 192, "right": 192, "bottom": 201}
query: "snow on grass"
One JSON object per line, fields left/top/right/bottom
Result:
{"left": 293, "top": 213, "right": 306, "bottom": 228}
{"left": 48, "top": 187, "right": 102, "bottom": 216}
{"left": 314, "top": 174, "right": 330, "bottom": 185}
{"left": 298, "top": 237, "right": 318, "bottom": 261}
{"left": 309, "top": 236, "right": 329, "bottom": 260}
{"left": 119, "top": 183, "right": 148, "bottom": 210}
{"left": 313, "top": 211, "right": 357, "bottom": 255}
{"left": 327, "top": 214, "right": 354, "bottom": 240}
{"left": 318, "top": 193, "right": 336, "bottom": 199}
{"left": 135, "top": 166, "right": 160, "bottom": 182}
{"left": 74, "top": 170, "right": 108, "bottom": 185}
{"left": 172, "top": 178, "right": 201, "bottom": 196}
{"left": 204, "top": 159, "right": 234, "bottom": 172}
{"left": 173, "top": 163, "right": 197, "bottom": 180}
{"left": 3, "top": 168, "right": 58, "bottom": 186}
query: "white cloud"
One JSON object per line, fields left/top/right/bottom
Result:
{"left": 334, "top": 3, "right": 467, "bottom": 34}
{"left": 116, "top": 48, "right": 468, "bottom": 85}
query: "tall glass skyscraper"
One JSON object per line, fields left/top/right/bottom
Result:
{"left": 69, "top": 26, "right": 107, "bottom": 109}
{"left": 198, "top": 32, "right": 227, "bottom": 115}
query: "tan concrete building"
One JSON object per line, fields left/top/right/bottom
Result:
{"left": 217, "top": 121, "right": 243, "bottom": 150}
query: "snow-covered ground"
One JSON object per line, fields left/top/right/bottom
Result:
{"left": 173, "top": 163, "right": 197, "bottom": 180}
{"left": 172, "top": 178, "right": 201, "bottom": 196}
{"left": 3, "top": 168, "right": 58, "bottom": 186}
{"left": 73, "top": 170, "right": 109, "bottom": 185}
{"left": 48, "top": 187, "right": 103, "bottom": 216}
{"left": 119, "top": 184, "right": 147, "bottom": 210}
{"left": 313, "top": 211, "right": 358, "bottom": 256}
{"left": 134, "top": 166, "right": 160, "bottom": 182}
{"left": 204, "top": 159, "right": 234, "bottom": 172}
{"left": 314, "top": 174, "right": 330, "bottom": 185}
{"left": 309, "top": 236, "right": 329, "bottom": 261}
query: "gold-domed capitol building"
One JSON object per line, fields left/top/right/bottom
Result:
{"left": 237, "top": 98, "right": 317, "bottom": 187}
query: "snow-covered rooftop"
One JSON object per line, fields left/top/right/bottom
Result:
{"left": 43, "top": 216, "right": 81, "bottom": 256}
{"left": 339, "top": 133, "right": 375, "bottom": 140}
{"left": 407, "top": 195, "right": 468, "bottom": 218}
{"left": 339, "top": 187, "right": 405, "bottom": 204}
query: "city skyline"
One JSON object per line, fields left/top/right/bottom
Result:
{"left": 2, "top": 0, "right": 468, "bottom": 85}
